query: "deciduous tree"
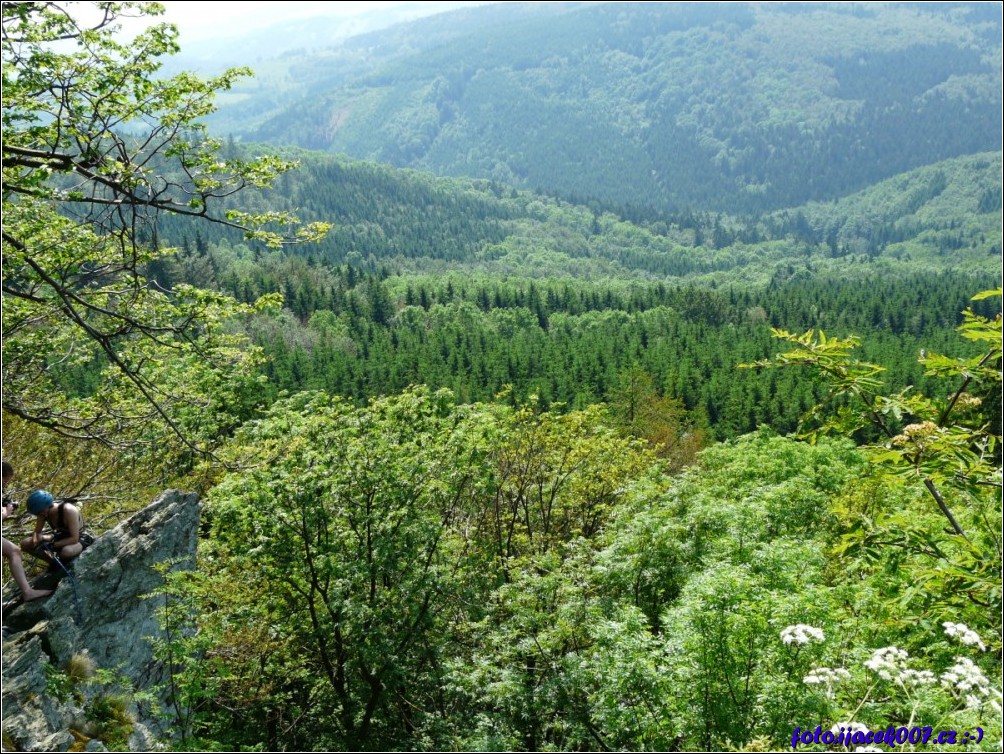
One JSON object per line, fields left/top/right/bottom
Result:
{"left": 2, "top": 1, "right": 328, "bottom": 461}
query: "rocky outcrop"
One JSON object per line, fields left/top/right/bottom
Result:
{"left": 2, "top": 490, "right": 200, "bottom": 752}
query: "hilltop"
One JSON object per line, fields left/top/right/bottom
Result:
{"left": 195, "top": 1, "right": 1002, "bottom": 214}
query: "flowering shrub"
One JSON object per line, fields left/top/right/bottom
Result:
{"left": 943, "top": 622, "right": 988, "bottom": 652}
{"left": 792, "top": 621, "right": 1001, "bottom": 750}
{"left": 782, "top": 624, "right": 826, "bottom": 646}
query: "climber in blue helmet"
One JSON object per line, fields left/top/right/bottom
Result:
{"left": 2, "top": 462, "right": 53, "bottom": 601}
{"left": 22, "top": 489, "right": 93, "bottom": 567}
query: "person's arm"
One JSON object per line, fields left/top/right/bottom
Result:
{"left": 52, "top": 504, "right": 80, "bottom": 548}
{"left": 31, "top": 515, "right": 45, "bottom": 548}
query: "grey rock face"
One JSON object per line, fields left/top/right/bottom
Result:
{"left": 2, "top": 490, "right": 200, "bottom": 752}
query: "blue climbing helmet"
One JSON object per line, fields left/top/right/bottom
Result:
{"left": 27, "top": 490, "right": 55, "bottom": 515}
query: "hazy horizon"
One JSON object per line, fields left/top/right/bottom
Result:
{"left": 157, "top": 0, "right": 493, "bottom": 43}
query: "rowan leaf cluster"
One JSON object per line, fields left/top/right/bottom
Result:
{"left": 2, "top": 1, "right": 327, "bottom": 472}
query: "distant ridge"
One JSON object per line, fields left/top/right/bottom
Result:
{"left": 192, "top": 1, "right": 1001, "bottom": 214}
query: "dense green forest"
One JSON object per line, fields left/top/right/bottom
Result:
{"left": 142, "top": 150, "right": 999, "bottom": 440}
{"left": 159, "top": 149, "right": 1002, "bottom": 277}
{"left": 154, "top": 228, "right": 997, "bottom": 440}
{"left": 2, "top": 2, "right": 1001, "bottom": 753}
{"left": 202, "top": 2, "right": 1003, "bottom": 214}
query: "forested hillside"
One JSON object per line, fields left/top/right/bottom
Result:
{"left": 205, "top": 2, "right": 1002, "bottom": 214}
{"left": 146, "top": 150, "right": 1000, "bottom": 439}
{"left": 161, "top": 149, "right": 1003, "bottom": 278}
{"left": 2, "top": 3, "right": 1001, "bottom": 753}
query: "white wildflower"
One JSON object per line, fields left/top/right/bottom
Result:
{"left": 943, "top": 621, "right": 987, "bottom": 651}
{"left": 781, "top": 624, "right": 825, "bottom": 646}
{"left": 941, "top": 657, "right": 1004, "bottom": 714}
{"left": 864, "top": 646, "right": 909, "bottom": 682}
{"left": 804, "top": 668, "right": 850, "bottom": 685}
{"left": 805, "top": 667, "right": 851, "bottom": 699}
{"left": 900, "top": 668, "right": 936, "bottom": 687}
{"left": 942, "top": 657, "right": 992, "bottom": 695}
{"left": 832, "top": 721, "right": 870, "bottom": 736}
